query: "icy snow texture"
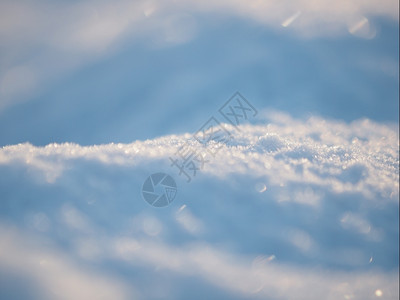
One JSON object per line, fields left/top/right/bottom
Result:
{"left": 1, "top": 112, "right": 398, "bottom": 201}
{"left": 0, "top": 112, "right": 399, "bottom": 300}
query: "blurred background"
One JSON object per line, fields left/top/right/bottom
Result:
{"left": 0, "top": 0, "right": 398, "bottom": 146}
{"left": 0, "top": 0, "right": 399, "bottom": 299}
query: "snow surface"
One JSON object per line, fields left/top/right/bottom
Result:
{"left": 0, "top": 111, "right": 398, "bottom": 299}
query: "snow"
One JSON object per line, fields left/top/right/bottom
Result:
{"left": 0, "top": 0, "right": 398, "bottom": 298}
{"left": 0, "top": 111, "right": 398, "bottom": 299}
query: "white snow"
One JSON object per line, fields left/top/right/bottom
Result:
{"left": 0, "top": 111, "right": 398, "bottom": 299}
